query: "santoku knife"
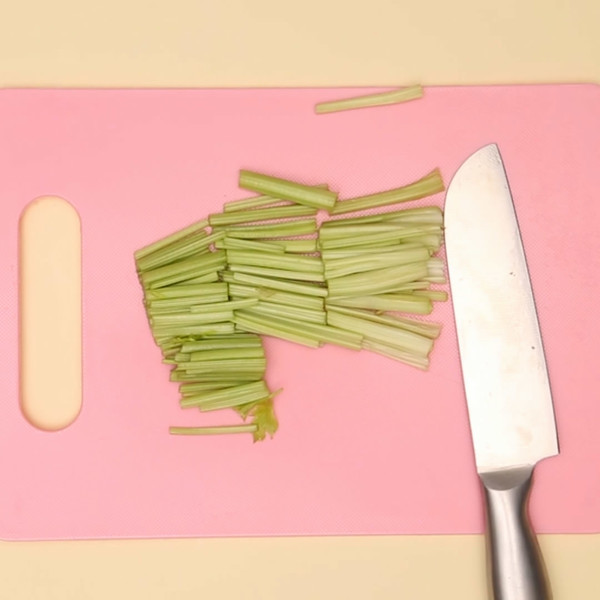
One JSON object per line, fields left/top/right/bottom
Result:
{"left": 444, "top": 143, "right": 559, "bottom": 600}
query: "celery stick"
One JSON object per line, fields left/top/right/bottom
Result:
{"left": 141, "top": 251, "right": 227, "bottom": 288}
{"left": 189, "top": 298, "right": 258, "bottom": 313}
{"left": 186, "top": 347, "right": 265, "bottom": 361}
{"left": 228, "top": 264, "right": 326, "bottom": 283}
{"left": 148, "top": 294, "right": 229, "bottom": 314}
{"left": 170, "top": 424, "right": 258, "bottom": 436}
{"left": 425, "top": 257, "right": 446, "bottom": 283}
{"left": 315, "top": 84, "right": 423, "bottom": 114}
{"left": 170, "top": 370, "right": 263, "bottom": 382}
{"left": 413, "top": 289, "right": 448, "bottom": 302}
{"left": 134, "top": 219, "right": 209, "bottom": 261}
{"left": 181, "top": 272, "right": 222, "bottom": 284}
{"left": 209, "top": 204, "right": 317, "bottom": 227}
{"left": 155, "top": 322, "right": 235, "bottom": 338}
{"left": 146, "top": 282, "right": 228, "bottom": 300}
{"left": 217, "top": 237, "right": 286, "bottom": 254}
{"left": 181, "top": 335, "right": 262, "bottom": 353}
{"left": 277, "top": 239, "right": 318, "bottom": 253}
{"left": 239, "top": 170, "right": 338, "bottom": 211}
{"left": 151, "top": 310, "right": 234, "bottom": 327}
{"left": 250, "top": 300, "right": 327, "bottom": 325}
{"left": 231, "top": 272, "right": 328, "bottom": 297}
{"left": 331, "top": 169, "right": 445, "bottom": 215}
{"left": 362, "top": 340, "right": 430, "bottom": 370}
{"left": 319, "top": 223, "right": 441, "bottom": 241}
{"left": 234, "top": 312, "right": 321, "bottom": 348}
{"left": 180, "top": 380, "right": 253, "bottom": 395}
{"left": 180, "top": 381, "right": 269, "bottom": 408}
{"left": 320, "top": 242, "right": 428, "bottom": 261}
{"left": 226, "top": 249, "right": 323, "bottom": 274}
{"left": 227, "top": 283, "right": 325, "bottom": 311}
{"left": 327, "top": 263, "right": 429, "bottom": 298}
{"left": 321, "top": 206, "right": 443, "bottom": 227}
{"left": 318, "top": 227, "right": 438, "bottom": 250}
{"left": 217, "top": 219, "right": 317, "bottom": 239}
{"left": 326, "top": 310, "right": 433, "bottom": 356}
{"left": 327, "top": 293, "right": 433, "bottom": 315}
{"left": 224, "top": 194, "right": 293, "bottom": 213}
{"left": 178, "top": 358, "right": 266, "bottom": 376}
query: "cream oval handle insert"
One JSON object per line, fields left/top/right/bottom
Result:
{"left": 19, "top": 196, "right": 82, "bottom": 430}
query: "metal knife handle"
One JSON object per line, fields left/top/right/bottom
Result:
{"left": 479, "top": 466, "right": 552, "bottom": 600}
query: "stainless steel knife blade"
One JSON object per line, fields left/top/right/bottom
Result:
{"left": 445, "top": 143, "right": 559, "bottom": 600}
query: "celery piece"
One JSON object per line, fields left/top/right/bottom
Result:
{"left": 424, "top": 257, "right": 446, "bottom": 283}
{"left": 217, "top": 219, "right": 317, "bottom": 239}
{"left": 327, "top": 293, "right": 433, "bottom": 315}
{"left": 170, "top": 424, "right": 258, "bottom": 436}
{"left": 217, "top": 237, "right": 286, "bottom": 254}
{"left": 362, "top": 340, "right": 430, "bottom": 370}
{"left": 178, "top": 358, "right": 267, "bottom": 374}
{"left": 234, "top": 312, "right": 321, "bottom": 348}
{"left": 187, "top": 347, "right": 265, "bottom": 362}
{"left": 155, "top": 322, "right": 235, "bottom": 339}
{"left": 228, "top": 264, "right": 326, "bottom": 283}
{"left": 141, "top": 251, "right": 227, "bottom": 288}
{"left": 249, "top": 397, "right": 279, "bottom": 442}
{"left": 146, "top": 282, "right": 228, "bottom": 300}
{"left": 331, "top": 169, "right": 445, "bottom": 216}
{"left": 180, "top": 381, "right": 269, "bottom": 408}
{"left": 318, "top": 226, "right": 438, "bottom": 250}
{"left": 322, "top": 206, "right": 443, "bottom": 228}
{"left": 170, "top": 370, "right": 263, "bottom": 383}
{"left": 148, "top": 294, "right": 229, "bottom": 315}
{"left": 239, "top": 170, "right": 338, "bottom": 212}
{"left": 181, "top": 334, "right": 262, "bottom": 353}
{"left": 250, "top": 300, "right": 327, "bottom": 325}
{"left": 320, "top": 242, "right": 428, "bottom": 261}
{"left": 327, "top": 262, "right": 429, "bottom": 298}
{"left": 326, "top": 309, "right": 433, "bottom": 357}
{"left": 231, "top": 272, "right": 328, "bottom": 297}
{"left": 209, "top": 204, "right": 317, "bottom": 227}
{"left": 181, "top": 272, "right": 222, "bottom": 285}
{"left": 315, "top": 84, "right": 423, "bottom": 114}
{"left": 227, "top": 283, "right": 325, "bottom": 311}
{"left": 151, "top": 310, "right": 234, "bottom": 327}
{"left": 180, "top": 380, "right": 254, "bottom": 395}
{"left": 226, "top": 249, "right": 323, "bottom": 274}
{"left": 134, "top": 219, "right": 209, "bottom": 261}
{"left": 224, "top": 194, "right": 293, "bottom": 213}
{"left": 189, "top": 298, "right": 258, "bottom": 313}
{"left": 413, "top": 289, "right": 449, "bottom": 302}
{"left": 277, "top": 239, "right": 318, "bottom": 253}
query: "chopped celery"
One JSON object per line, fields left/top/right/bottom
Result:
{"left": 315, "top": 84, "right": 423, "bottom": 114}
{"left": 362, "top": 340, "right": 430, "bottom": 370}
{"left": 180, "top": 381, "right": 270, "bottom": 409}
{"left": 231, "top": 272, "right": 328, "bottom": 297}
{"left": 327, "top": 293, "right": 433, "bottom": 315}
{"left": 209, "top": 204, "right": 317, "bottom": 227}
{"left": 134, "top": 218, "right": 209, "bottom": 261}
{"left": 186, "top": 347, "right": 265, "bottom": 361}
{"left": 321, "top": 206, "right": 443, "bottom": 227}
{"left": 216, "top": 218, "right": 317, "bottom": 239}
{"left": 227, "top": 283, "right": 325, "bottom": 311}
{"left": 170, "top": 424, "right": 258, "bottom": 436}
{"left": 413, "top": 289, "right": 449, "bottom": 302}
{"left": 228, "top": 264, "right": 326, "bottom": 283}
{"left": 224, "top": 194, "right": 293, "bottom": 213}
{"left": 226, "top": 249, "right": 323, "bottom": 274}
{"left": 250, "top": 300, "right": 327, "bottom": 325}
{"left": 180, "top": 334, "right": 263, "bottom": 353}
{"left": 234, "top": 311, "right": 322, "bottom": 348}
{"left": 146, "top": 282, "right": 228, "bottom": 300}
{"left": 189, "top": 298, "right": 258, "bottom": 313}
{"left": 180, "top": 380, "right": 254, "bottom": 395}
{"left": 216, "top": 237, "right": 286, "bottom": 254}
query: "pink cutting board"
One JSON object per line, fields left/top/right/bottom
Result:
{"left": 0, "top": 85, "right": 598, "bottom": 541}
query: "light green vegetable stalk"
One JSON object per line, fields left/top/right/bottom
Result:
{"left": 314, "top": 84, "right": 424, "bottom": 114}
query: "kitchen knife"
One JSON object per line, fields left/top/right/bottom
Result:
{"left": 444, "top": 143, "right": 559, "bottom": 600}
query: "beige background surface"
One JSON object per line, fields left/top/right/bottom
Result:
{"left": 1, "top": 1, "right": 599, "bottom": 598}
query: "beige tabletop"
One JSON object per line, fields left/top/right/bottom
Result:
{"left": 1, "top": 1, "right": 599, "bottom": 598}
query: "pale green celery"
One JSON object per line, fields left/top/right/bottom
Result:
{"left": 250, "top": 300, "right": 327, "bottom": 325}
{"left": 318, "top": 227, "right": 438, "bottom": 250}
{"left": 327, "top": 305, "right": 442, "bottom": 339}
{"left": 179, "top": 271, "right": 221, "bottom": 285}
{"left": 227, "top": 283, "right": 325, "bottom": 311}
{"left": 180, "top": 380, "right": 269, "bottom": 408}
{"left": 319, "top": 223, "right": 441, "bottom": 241}
{"left": 146, "top": 282, "right": 228, "bottom": 300}
{"left": 170, "top": 370, "right": 264, "bottom": 382}
{"left": 237, "top": 309, "right": 362, "bottom": 350}
{"left": 231, "top": 272, "right": 328, "bottom": 297}
{"left": 234, "top": 312, "right": 321, "bottom": 348}
{"left": 326, "top": 309, "right": 433, "bottom": 356}
{"left": 391, "top": 281, "right": 434, "bottom": 292}
{"left": 178, "top": 358, "right": 266, "bottom": 374}
{"left": 362, "top": 340, "right": 430, "bottom": 370}
{"left": 199, "top": 388, "right": 278, "bottom": 413}
{"left": 321, "top": 206, "right": 443, "bottom": 227}
{"left": 148, "top": 294, "right": 229, "bottom": 314}
{"left": 327, "top": 262, "right": 429, "bottom": 298}
{"left": 277, "top": 239, "right": 318, "bottom": 253}
{"left": 180, "top": 380, "right": 253, "bottom": 396}
{"left": 219, "top": 270, "right": 236, "bottom": 283}
{"left": 170, "top": 424, "right": 258, "bottom": 436}
{"left": 155, "top": 322, "right": 235, "bottom": 339}
{"left": 239, "top": 170, "right": 337, "bottom": 211}
{"left": 425, "top": 257, "right": 446, "bottom": 283}
{"left": 315, "top": 84, "right": 424, "bottom": 114}
{"left": 189, "top": 298, "right": 258, "bottom": 313}
{"left": 324, "top": 246, "right": 431, "bottom": 279}
{"left": 226, "top": 249, "right": 323, "bottom": 274}
{"left": 249, "top": 397, "right": 279, "bottom": 442}
{"left": 216, "top": 237, "right": 286, "bottom": 254}
{"left": 224, "top": 194, "right": 293, "bottom": 213}
{"left": 136, "top": 230, "right": 225, "bottom": 273}
{"left": 151, "top": 310, "right": 234, "bottom": 327}
{"left": 141, "top": 251, "right": 227, "bottom": 288}
{"left": 209, "top": 204, "right": 317, "bottom": 227}
{"left": 134, "top": 219, "right": 209, "bottom": 261}
{"left": 181, "top": 334, "right": 262, "bottom": 353}
{"left": 331, "top": 169, "right": 445, "bottom": 216}
{"left": 327, "top": 293, "right": 433, "bottom": 315}
{"left": 406, "top": 234, "right": 442, "bottom": 253}
{"left": 228, "top": 263, "right": 326, "bottom": 283}
{"left": 413, "top": 289, "right": 449, "bottom": 302}
{"left": 320, "top": 242, "right": 428, "bottom": 261}
{"left": 186, "top": 347, "right": 265, "bottom": 361}
{"left": 217, "top": 219, "right": 317, "bottom": 239}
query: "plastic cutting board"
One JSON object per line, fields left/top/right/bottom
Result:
{"left": 0, "top": 84, "right": 598, "bottom": 540}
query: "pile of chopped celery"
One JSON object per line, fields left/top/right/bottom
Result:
{"left": 135, "top": 168, "right": 447, "bottom": 441}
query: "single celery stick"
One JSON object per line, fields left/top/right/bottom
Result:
{"left": 151, "top": 310, "right": 234, "bottom": 327}
{"left": 320, "top": 242, "right": 428, "bottom": 261}
{"left": 324, "top": 246, "right": 431, "bottom": 279}
{"left": 180, "top": 381, "right": 269, "bottom": 408}
{"left": 238, "top": 309, "right": 363, "bottom": 350}
{"left": 170, "top": 370, "right": 264, "bottom": 382}
{"left": 216, "top": 237, "right": 286, "bottom": 254}
{"left": 227, "top": 283, "right": 325, "bottom": 311}
{"left": 326, "top": 293, "right": 433, "bottom": 315}
{"left": 315, "top": 84, "right": 424, "bottom": 114}
{"left": 145, "top": 282, "right": 228, "bottom": 300}
{"left": 134, "top": 219, "right": 209, "bottom": 261}
{"left": 178, "top": 358, "right": 267, "bottom": 374}
{"left": 180, "top": 380, "right": 254, "bottom": 395}
{"left": 234, "top": 312, "right": 321, "bottom": 348}
{"left": 181, "top": 335, "right": 262, "bottom": 353}
{"left": 326, "top": 309, "right": 433, "bottom": 357}
{"left": 217, "top": 219, "right": 317, "bottom": 239}
{"left": 170, "top": 424, "right": 258, "bottom": 436}
{"left": 231, "top": 272, "right": 328, "bottom": 297}
{"left": 224, "top": 194, "right": 293, "bottom": 213}
{"left": 250, "top": 300, "right": 327, "bottom": 325}
{"left": 189, "top": 298, "right": 258, "bottom": 313}
{"left": 318, "top": 227, "right": 438, "bottom": 250}
{"left": 362, "top": 340, "right": 430, "bottom": 370}
{"left": 277, "top": 239, "right": 318, "bottom": 253}
{"left": 228, "top": 264, "right": 326, "bottom": 283}
{"left": 239, "top": 170, "right": 338, "bottom": 211}
{"left": 199, "top": 388, "right": 275, "bottom": 412}
{"left": 318, "top": 223, "right": 441, "bottom": 241}
{"left": 186, "top": 347, "right": 265, "bottom": 361}
{"left": 226, "top": 249, "right": 323, "bottom": 273}
{"left": 209, "top": 204, "right": 317, "bottom": 227}
{"left": 327, "top": 305, "right": 442, "bottom": 339}
{"left": 141, "top": 250, "right": 227, "bottom": 288}
{"left": 424, "top": 257, "right": 446, "bottom": 283}
{"left": 155, "top": 322, "right": 236, "bottom": 339}
{"left": 413, "top": 289, "right": 449, "bottom": 302}
{"left": 181, "top": 272, "right": 222, "bottom": 285}
{"left": 331, "top": 169, "right": 445, "bottom": 216}
{"left": 327, "top": 263, "right": 429, "bottom": 298}
{"left": 148, "top": 294, "right": 229, "bottom": 314}
{"left": 407, "top": 234, "right": 442, "bottom": 253}
{"left": 321, "top": 206, "right": 443, "bottom": 228}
